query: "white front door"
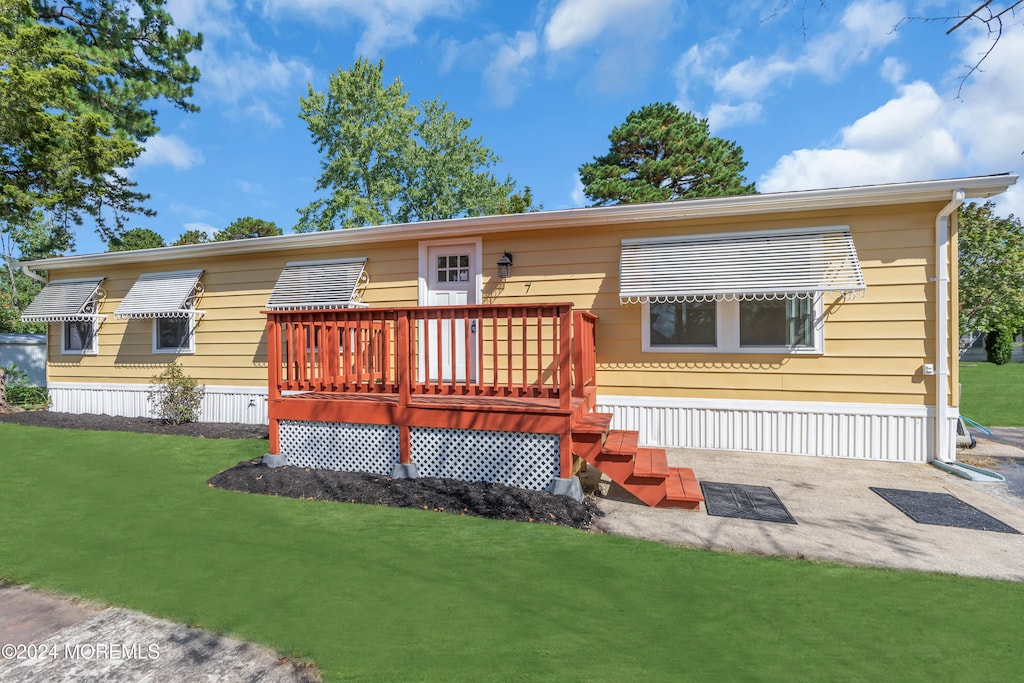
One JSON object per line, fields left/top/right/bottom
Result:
{"left": 423, "top": 243, "right": 479, "bottom": 382}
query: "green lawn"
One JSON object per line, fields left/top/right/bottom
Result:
{"left": 960, "top": 361, "right": 1024, "bottom": 427}
{"left": 2, "top": 424, "right": 1023, "bottom": 681}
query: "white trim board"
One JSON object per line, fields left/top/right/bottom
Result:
{"left": 594, "top": 394, "right": 958, "bottom": 463}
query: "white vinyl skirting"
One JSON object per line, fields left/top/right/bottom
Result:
{"left": 595, "top": 395, "right": 958, "bottom": 463}
{"left": 47, "top": 382, "right": 268, "bottom": 425}
{"left": 46, "top": 383, "right": 956, "bottom": 461}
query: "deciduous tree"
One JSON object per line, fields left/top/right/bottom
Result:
{"left": 958, "top": 201, "right": 1024, "bottom": 338}
{"left": 297, "top": 58, "right": 529, "bottom": 231}
{"left": 579, "top": 103, "right": 756, "bottom": 206}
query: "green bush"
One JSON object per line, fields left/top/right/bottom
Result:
{"left": 147, "top": 363, "right": 205, "bottom": 424}
{"left": 985, "top": 327, "right": 1015, "bottom": 365}
{"left": 1, "top": 364, "right": 49, "bottom": 409}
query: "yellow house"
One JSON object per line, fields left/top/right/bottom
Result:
{"left": 18, "top": 174, "right": 1018, "bottom": 502}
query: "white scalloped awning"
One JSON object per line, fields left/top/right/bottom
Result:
{"left": 115, "top": 270, "right": 204, "bottom": 319}
{"left": 619, "top": 226, "right": 866, "bottom": 304}
{"left": 21, "top": 278, "right": 106, "bottom": 323}
{"left": 266, "top": 258, "right": 368, "bottom": 310}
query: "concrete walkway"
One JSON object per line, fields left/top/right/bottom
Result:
{"left": 0, "top": 586, "right": 319, "bottom": 682}
{"left": 591, "top": 437, "right": 1024, "bottom": 582}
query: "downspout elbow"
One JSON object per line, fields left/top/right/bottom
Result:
{"left": 20, "top": 265, "right": 47, "bottom": 284}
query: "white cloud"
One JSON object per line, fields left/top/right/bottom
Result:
{"left": 707, "top": 102, "right": 761, "bottom": 131}
{"left": 483, "top": 31, "right": 538, "bottom": 108}
{"left": 199, "top": 51, "right": 312, "bottom": 104}
{"left": 136, "top": 135, "right": 204, "bottom": 170}
{"left": 166, "top": 0, "right": 248, "bottom": 41}
{"left": 543, "top": 0, "right": 671, "bottom": 52}
{"left": 261, "top": 0, "right": 468, "bottom": 56}
{"left": 716, "top": 0, "right": 904, "bottom": 100}
{"left": 673, "top": 37, "right": 731, "bottom": 112}
{"left": 760, "top": 81, "right": 963, "bottom": 191}
{"left": 759, "top": 27, "right": 1024, "bottom": 205}
{"left": 880, "top": 56, "right": 906, "bottom": 84}
{"left": 570, "top": 176, "right": 586, "bottom": 207}
{"left": 244, "top": 100, "right": 284, "bottom": 127}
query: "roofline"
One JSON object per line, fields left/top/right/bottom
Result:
{"left": 22, "top": 174, "right": 1018, "bottom": 271}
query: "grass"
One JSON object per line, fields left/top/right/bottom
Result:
{"left": 3, "top": 424, "right": 1024, "bottom": 682}
{"left": 959, "top": 361, "right": 1024, "bottom": 427}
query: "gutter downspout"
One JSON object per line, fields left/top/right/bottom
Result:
{"left": 934, "top": 191, "right": 964, "bottom": 463}
{"left": 20, "top": 265, "right": 47, "bottom": 284}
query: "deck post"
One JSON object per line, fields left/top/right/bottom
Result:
{"left": 558, "top": 306, "right": 572, "bottom": 411}
{"left": 397, "top": 312, "right": 411, "bottom": 408}
{"left": 264, "top": 316, "right": 285, "bottom": 467}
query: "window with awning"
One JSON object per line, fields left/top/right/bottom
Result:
{"left": 21, "top": 278, "right": 106, "bottom": 323}
{"left": 619, "top": 226, "right": 865, "bottom": 304}
{"left": 266, "top": 258, "right": 368, "bottom": 310}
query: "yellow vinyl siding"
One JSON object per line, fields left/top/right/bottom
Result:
{"left": 44, "top": 200, "right": 950, "bottom": 409}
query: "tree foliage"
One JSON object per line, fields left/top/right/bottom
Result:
{"left": 958, "top": 201, "right": 1024, "bottom": 336}
{"left": 108, "top": 227, "right": 166, "bottom": 251}
{"left": 0, "top": 0, "right": 201, "bottom": 240}
{"left": 297, "top": 58, "right": 531, "bottom": 231}
{"left": 172, "top": 229, "right": 210, "bottom": 246}
{"left": 579, "top": 103, "right": 756, "bottom": 206}
{"left": 214, "top": 217, "right": 282, "bottom": 241}
{"left": 0, "top": 209, "right": 71, "bottom": 331}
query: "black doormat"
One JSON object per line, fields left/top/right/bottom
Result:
{"left": 700, "top": 481, "right": 797, "bottom": 524}
{"left": 870, "top": 487, "right": 1020, "bottom": 534}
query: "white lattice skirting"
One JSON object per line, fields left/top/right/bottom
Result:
{"left": 278, "top": 421, "right": 559, "bottom": 491}
{"left": 47, "top": 382, "right": 268, "bottom": 424}
{"left": 595, "top": 395, "right": 959, "bottom": 463}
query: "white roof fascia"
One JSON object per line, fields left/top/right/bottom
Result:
{"left": 21, "top": 174, "right": 1018, "bottom": 272}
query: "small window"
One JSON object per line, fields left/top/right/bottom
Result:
{"left": 437, "top": 254, "right": 469, "bottom": 283}
{"left": 62, "top": 320, "right": 98, "bottom": 355}
{"left": 154, "top": 316, "right": 194, "bottom": 354}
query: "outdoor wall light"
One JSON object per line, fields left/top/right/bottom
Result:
{"left": 497, "top": 252, "right": 514, "bottom": 279}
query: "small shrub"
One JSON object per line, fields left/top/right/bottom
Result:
{"left": 147, "top": 363, "right": 205, "bottom": 424}
{"left": 985, "top": 327, "right": 1015, "bottom": 365}
{"left": 0, "top": 364, "right": 49, "bottom": 409}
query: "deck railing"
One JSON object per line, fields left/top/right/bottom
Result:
{"left": 264, "top": 303, "right": 597, "bottom": 411}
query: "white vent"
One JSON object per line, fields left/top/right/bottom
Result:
{"left": 620, "top": 226, "right": 865, "bottom": 303}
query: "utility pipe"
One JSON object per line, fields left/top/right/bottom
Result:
{"left": 934, "top": 190, "right": 964, "bottom": 462}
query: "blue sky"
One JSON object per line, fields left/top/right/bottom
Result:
{"left": 83, "top": 0, "right": 1024, "bottom": 255}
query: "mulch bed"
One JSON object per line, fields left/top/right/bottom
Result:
{"left": 0, "top": 409, "right": 602, "bottom": 530}
{"left": 209, "top": 459, "right": 602, "bottom": 529}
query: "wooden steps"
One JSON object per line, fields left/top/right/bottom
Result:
{"left": 571, "top": 417, "right": 703, "bottom": 510}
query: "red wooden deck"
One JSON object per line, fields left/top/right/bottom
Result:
{"left": 262, "top": 304, "right": 702, "bottom": 508}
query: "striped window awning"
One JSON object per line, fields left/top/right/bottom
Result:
{"left": 266, "top": 258, "right": 369, "bottom": 310}
{"left": 21, "top": 278, "right": 106, "bottom": 323}
{"left": 619, "top": 226, "right": 866, "bottom": 304}
{"left": 115, "top": 270, "right": 205, "bottom": 319}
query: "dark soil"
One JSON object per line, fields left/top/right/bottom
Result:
{"left": 1, "top": 409, "right": 601, "bottom": 530}
{"left": 209, "top": 459, "right": 602, "bottom": 529}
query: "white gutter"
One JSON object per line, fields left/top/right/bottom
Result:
{"left": 934, "top": 191, "right": 965, "bottom": 463}
{"left": 18, "top": 174, "right": 1018, "bottom": 272}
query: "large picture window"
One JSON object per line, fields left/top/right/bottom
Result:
{"left": 644, "top": 297, "right": 822, "bottom": 354}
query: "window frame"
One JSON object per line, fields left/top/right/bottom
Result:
{"left": 152, "top": 314, "right": 196, "bottom": 355}
{"left": 60, "top": 319, "right": 99, "bottom": 355}
{"left": 642, "top": 297, "right": 824, "bottom": 355}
